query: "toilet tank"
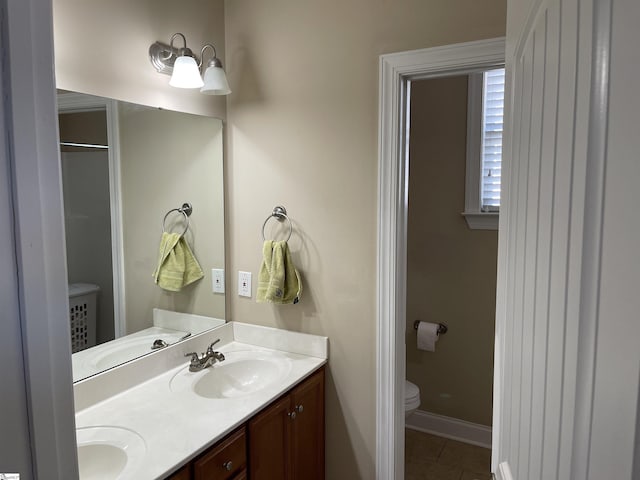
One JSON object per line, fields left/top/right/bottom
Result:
{"left": 68, "top": 283, "right": 100, "bottom": 353}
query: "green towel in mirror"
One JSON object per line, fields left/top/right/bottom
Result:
{"left": 153, "top": 232, "right": 204, "bottom": 292}
{"left": 257, "top": 240, "right": 302, "bottom": 304}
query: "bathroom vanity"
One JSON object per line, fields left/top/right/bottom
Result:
{"left": 167, "top": 367, "right": 324, "bottom": 480}
{"left": 73, "top": 322, "right": 328, "bottom": 479}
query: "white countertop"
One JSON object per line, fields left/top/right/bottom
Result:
{"left": 74, "top": 322, "right": 328, "bottom": 479}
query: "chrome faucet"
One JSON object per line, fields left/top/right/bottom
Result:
{"left": 185, "top": 339, "right": 226, "bottom": 372}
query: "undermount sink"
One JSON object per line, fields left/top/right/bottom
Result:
{"left": 170, "top": 350, "right": 293, "bottom": 399}
{"left": 76, "top": 426, "right": 146, "bottom": 480}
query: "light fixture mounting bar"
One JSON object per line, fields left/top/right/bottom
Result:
{"left": 149, "top": 42, "right": 182, "bottom": 75}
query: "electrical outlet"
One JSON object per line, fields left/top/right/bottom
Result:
{"left": 212, "top": 268, "right": 225, "bottom": 293}
{"left": 238, "top": 271, "right": 252, "bottom": 297}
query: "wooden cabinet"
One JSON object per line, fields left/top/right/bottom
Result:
{"left": 163, "top": 366, "right": 324, "bottom": 480}
{"left": 248, "top": 368, "right": 325, "bottom": 480}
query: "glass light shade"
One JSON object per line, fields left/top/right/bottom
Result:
{"left": 169, "top": 56, "right": 204, "bottom": 89}
{"left": 200, "top": 65, "right": 231, "bottom": 95}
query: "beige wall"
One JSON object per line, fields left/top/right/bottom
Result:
{"left": 53, "top": 0, "right": 506, "bottom": 476}
{"left": 53, "top": 0, "right": 226, "bottom": 118}
{"left": 119, "top": 106, "right": 225, "bottom": 333}
{"left": 224, "top": 1, "right": 505, "bottom": 477}
{"left": 406, "top": 77, "right": 498, "bottom": 427}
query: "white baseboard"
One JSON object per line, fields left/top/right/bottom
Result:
{"left": 494, "top": 462, "right": 513, "bottom": 480}
{"left": 406, "top": 409, "right": 492, "bottom": 449}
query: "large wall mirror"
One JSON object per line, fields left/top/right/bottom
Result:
{"left": 57, "top": 91, "right": 226, "bottom": 382}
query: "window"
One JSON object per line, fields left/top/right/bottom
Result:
{"left": 463, "top": 67, "right": 505, "bottom": 230}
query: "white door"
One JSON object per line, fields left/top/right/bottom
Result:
{"left": 494, "top": 0, "right": 640, "bottom": 478}
{"left": 0, "top": 40, "right": 34, "bottom": 479}
{"left": 2, "top": 0, "right": 79, "bottom": 478}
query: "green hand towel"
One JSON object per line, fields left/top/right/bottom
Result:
{"left": 153, "top": 232, "right": 204, "bottom": 292}
{"left": 257, "top": 240, "right": 302, "bottom": 304}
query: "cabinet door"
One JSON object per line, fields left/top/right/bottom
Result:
{"left": 248, "top": 395, "right": 292, "bottom": 480}
{"left": 290, "top": 368, "right": 325, "bottom": 480}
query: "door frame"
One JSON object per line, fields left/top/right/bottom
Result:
{"left": 3, "top": 0, "right": 78, "bottom": 477}
{"left": 376, "top": 37, "right": 505, "bottom": 479}
{"left": 57, "top": 92, "right": 126, "bottom": 339}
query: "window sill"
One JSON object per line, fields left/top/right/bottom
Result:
{"left": 462, "top": 212, "right": 499, "bottom": 230}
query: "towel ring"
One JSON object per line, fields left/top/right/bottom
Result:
{"left": 261, "top": 205, "right": 292, "bottom": 242}
{"left": 162, "top": 203, "right": 193, "bottom": 236}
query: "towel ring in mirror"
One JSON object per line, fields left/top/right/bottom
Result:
{"left": 261, "top": 205, "right": 292, "bottom": 242}
{"left": 163, "top": 202, "right": 193, "bottom": 236}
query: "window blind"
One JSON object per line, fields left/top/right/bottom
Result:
{"left": 481, "top": 68, "right": 505, "bottom": 211}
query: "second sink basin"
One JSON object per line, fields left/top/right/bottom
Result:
{"left": 170, "top": 349, "right": 293, "bottom": 399}
{"left": 76, "top": 426, "right": 146, "bottom": 480}
{"left": 78, "top": 444, "right": 126, "bottom": 479}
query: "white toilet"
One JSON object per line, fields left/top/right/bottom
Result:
{"left": 405, "top": 380, "right": 421, "bottom": 418}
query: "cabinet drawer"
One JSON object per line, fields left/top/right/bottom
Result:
{"left": 194, "top": 427, "right": 247, "bottom": 480}
{"left": 166, "top": 463, "right": 191, "bottom": 480}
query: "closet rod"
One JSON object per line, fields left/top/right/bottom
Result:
{"left": 59, "top": 142, "right": 109, "bottom": 149}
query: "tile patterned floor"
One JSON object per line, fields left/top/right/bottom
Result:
{"left": 405, "top": 429, "right": 492, "bottom": 480}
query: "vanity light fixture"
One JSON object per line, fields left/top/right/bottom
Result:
{"left": 199, "top": 44, "right": 231, "bottom": 95}
{"left": 149, "top": 33, "right": 231, "bottom": 95}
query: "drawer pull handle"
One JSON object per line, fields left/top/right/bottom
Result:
{"left": 295, "top": 404, "right": 304, "bottom": 414}
{"left": 223, "top": 460, "right": 233, "bottom": 471}
{"left": 288, "top": 411, "right": 297, "bottom": 420}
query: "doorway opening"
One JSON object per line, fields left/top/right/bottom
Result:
{"left": 404, "top": 71, "right": 501, "bottom": 479}
{"left": 376, "top": 38, "right": 505, "bottom": 480}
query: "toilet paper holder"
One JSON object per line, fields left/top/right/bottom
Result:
{"left": 413, "top": 320, "right": 448, "bottom": 336}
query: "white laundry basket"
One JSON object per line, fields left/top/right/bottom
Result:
{"left": 68, "top": 283, "right": 100, "bottom": 353}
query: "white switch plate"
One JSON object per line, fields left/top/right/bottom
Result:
{"left": 211, "top": 268, "right": 225, "bottom": 293}
{"left": 238, "top": 271, "right": 252, "bottom": 297}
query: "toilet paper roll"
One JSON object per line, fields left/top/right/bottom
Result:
{"left": 416, "top": 321, "right": 439, "bottom": 352}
